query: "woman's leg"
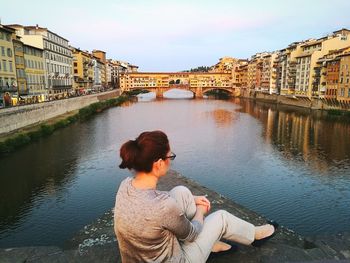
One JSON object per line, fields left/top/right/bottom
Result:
{"left": 169, "top": 185, "right": 196, "bottom": 220}
{"left": 181, "top": 210, "right": 255, "bottom": 263}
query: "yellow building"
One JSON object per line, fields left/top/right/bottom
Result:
{"left": 0, "top": 24, "right": 17, "bottom": 106}
{"left": 23, "top": 44, "right": 46, "bottom": 102}
{"left": 8, "top": 24, "right": 73, "bottom": 100}
{"left": 13, "top": 38, "right": 27, "bottom": 97}
{"left": 72, "top": 48, "right": 94, "bottom": 94}
{"left": 211, "top": 57, "right": 240, "bottom": 73}
{"left": 295, "top": 29, "right": 350, "bottom": 98}
{"left": 120, "top": 72, "right": 232, "bottom": 98}
{"left": 235, "top": 63, "right": 248, "bottom": 92}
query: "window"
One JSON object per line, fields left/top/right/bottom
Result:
{"left": 9, "top": 61, "right": 13, "bottom": 72}
{"left": 2, "top": 60, "right": 7, "bottom": 71}
{"left": 6, "top": 34, "right": 11, "bottom": 41}
{"left": 1, "top": 47, "right": 5, "bottom": 56}
{"left": 341, "top": 88, "right": 345, "bottom": 97}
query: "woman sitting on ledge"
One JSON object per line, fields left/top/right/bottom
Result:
{"left": 114, "top": 130, "right": 275, "bottom": 263}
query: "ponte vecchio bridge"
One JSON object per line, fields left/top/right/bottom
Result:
{"left": 119, "top": 72, "right": 237, "bottom": 98}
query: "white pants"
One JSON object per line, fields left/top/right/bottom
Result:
{"left": 169, "top": 186, "right": 255, "bottom": 263}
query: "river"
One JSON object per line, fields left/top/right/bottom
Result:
{"left": 1, "top": 91, "right": 350, "bottom": 247}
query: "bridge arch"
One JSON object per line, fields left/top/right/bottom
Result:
{"left": 202, "top": 87, "right": 235, "bottom": 95}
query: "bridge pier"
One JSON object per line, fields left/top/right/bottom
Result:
{"left": 194, "top": 87, "right": 203, "bottom": 99}
{"left": 156, "top": 88, "right": 163, "bottom": 98}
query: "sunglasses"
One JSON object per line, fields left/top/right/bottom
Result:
{"left": 163, "top": 152, "right": 176, "bottom": 160}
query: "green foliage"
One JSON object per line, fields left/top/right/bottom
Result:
{"left": 40, "top": 124, "right": 55, "bottom": 136}
{"left": 28, "top": 130, "right": 42, "bottom": 141}
{"left": 53, "top": 119, "right": 70, "bottom": 129}
{"left": 0, "top": 95, "right": 131, "bottom": 157}
{"left": 67, "top": 115, "right": 79, "bottom": 123}
{"left": 0, "top": 133, "right": 31, "bottom": 153}
{"left": 182, "top": 66, "right": 212, "bottom": 73}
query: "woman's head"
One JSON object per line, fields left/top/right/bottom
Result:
{"left": 119, "top": 130, "right": 171, "bottom": 173}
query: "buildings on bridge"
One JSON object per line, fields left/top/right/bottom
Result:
{"left": 120, "top": 72, "right": 232, "bottom": 98}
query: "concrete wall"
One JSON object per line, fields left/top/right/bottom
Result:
{"left": 0, "top": 90, "right": 120, "bottom": 135}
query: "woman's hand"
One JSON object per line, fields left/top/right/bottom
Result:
{"left": 194, "top": 195, "right": 211, "bottom": 213}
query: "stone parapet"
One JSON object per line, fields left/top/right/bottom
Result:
{"left": 0, "top": 90, "right": 120, "bottom": 136}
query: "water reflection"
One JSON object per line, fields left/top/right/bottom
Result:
{"left": 1, "top": 97, "right": 350, "bottom": 247}
{"left": 204, "top": 109, "right": 238, "bottom": 127}
{"left": 235, "top": 98, "right": 350, "bottom": 175}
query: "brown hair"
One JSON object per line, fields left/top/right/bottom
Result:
{"left": 119, "top": 130, "right": 170, "bottom": 173}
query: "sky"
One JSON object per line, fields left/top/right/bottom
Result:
{"left": 1, "top": 0, "right": 350, "bottom": 71}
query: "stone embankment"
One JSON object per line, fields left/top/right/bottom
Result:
{"left": 0, "top": 90, "right": 120, "bottom": 136}
{"left": 240, "top": 90, "right": 350, "bottom": 111}
{"left": 1, "top": 170, "right": 350, "bottom": 262}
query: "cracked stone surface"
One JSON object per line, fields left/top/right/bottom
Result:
{"left": 1, "top": 170, "right": 350, "bottom": 262}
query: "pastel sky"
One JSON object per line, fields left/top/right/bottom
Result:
{"left": 2, "top": 0, "right": 350, "bottom": 71}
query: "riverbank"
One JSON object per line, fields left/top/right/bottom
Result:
{"left": 1, "top": 170, "right": 349, "bottom": 262}
{"left": 239, "top": 90, "right": 350, "bottom": 113}
{"left": 0, "top": 92, "right": 130, "bottom": 156}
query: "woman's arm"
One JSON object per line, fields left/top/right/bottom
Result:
{"left": 162, "top": 199, "right": 207, "bottom": 242}
{"left": 191, "top": 204, "right": 208, "bottom": 226}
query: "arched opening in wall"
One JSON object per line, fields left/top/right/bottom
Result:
{"left": 163, "top": 88, "right": 194, "bottom": 99}
{"left": 203, "top": 89, "right": 231, "bottom": 99}
{"left": 123, "top": 89, "right": 156, "bottom": 101}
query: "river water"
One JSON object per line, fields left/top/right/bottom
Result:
{"left": 1, "top": 92, "right": 350, "bottom": 248}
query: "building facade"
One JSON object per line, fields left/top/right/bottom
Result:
{"left": 23, "top": 44, "right": 46, "bottom": 102}
{"left": 13, "top": 38, "right": 27, "bottom": 99}
{"left": 295, "top": 29, "right": 350, "bottom": 98}
{"left": 92, "top": 50, "right": 106, "bottom": 87}
{"left": 338, "top": 53, "right": 350, "bottom": 101}
{"left": 0, "top": 24, "right": 17, "bottom": 106}
{"left": 8, "top": 24, "right": 73, "bottom": 100}
{"left": 72, "top": 48, "right": 94, "bottom": 94}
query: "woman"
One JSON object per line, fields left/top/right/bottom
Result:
{"left": 114, "top": 130, "right": 275, "bottom": 263}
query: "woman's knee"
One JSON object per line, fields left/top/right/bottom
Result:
{"left": 170, "top": 185, "right": 193, "bottom": 199}
{"left": 209, "top": 210, "right": 227, "bottom": 222}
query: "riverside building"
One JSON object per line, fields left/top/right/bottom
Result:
{"left": 295, "top": 29, "right": 350, "bottom": 98}
{"left": 337, "top": 52, "right": 350, "bottom": 102}
{"left": 23, "top": 44, "right": 46, "bottom": 102}
{"left": 92, "top": 50, "right": 107, "bottom": 88}
{"left": 72, "top": 48, "right": 94, "bottom": 94}
{"left": 0, "top": 24, "right": 17, "bottom": 106}
{"left": 13, "top": 38, "right": 27, "bottom": 99}
{"left": 277, "top": 42, "right": 305, "bottom": 95}
{"left": 8, "top": 24, "right": 73, "bottom": 100}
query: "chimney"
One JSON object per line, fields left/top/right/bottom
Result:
{"left": 36, "top": 24, "right": 39, "bottom": 29}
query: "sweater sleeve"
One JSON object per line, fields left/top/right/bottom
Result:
{"left": 162, "top": 198, "right": 203, "bottom": 242}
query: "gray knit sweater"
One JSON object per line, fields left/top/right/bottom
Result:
{"left": 114, "top": 177, "right": 202, "bottom": 263}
